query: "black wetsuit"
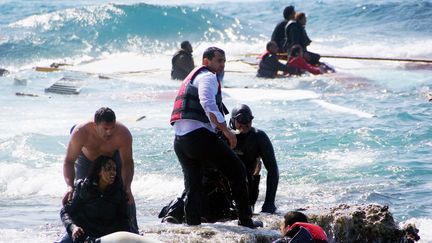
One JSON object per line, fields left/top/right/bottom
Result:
{"left": 271, "top": 20, "right": 288, "bottom": 52}
{"left": 234, "top": 127, "right": 279, "bottom": 213}
{"left": 59, "top": 179, "right": 131, "bottom": 243}
{"left": 171, "top": 50, "right": 194, "bottom": 80}
{"left": 257, "top": 52, "right": 295, "bottom": 78}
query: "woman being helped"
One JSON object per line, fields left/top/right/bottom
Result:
{"left": 287, "top": 44, "right": 323, "bottom": 75}
{"left": 58, "top": 155, "right": 132, "bottom": 243}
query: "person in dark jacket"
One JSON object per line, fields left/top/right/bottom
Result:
{"left": 295, "top": 12, "right": 321, "bottom": 65}
{"left": 230, "top": 104, "right": 279, "bottom": 213}
{"left": 257, "top": 41, "right": 295, "bottom": 78}
{"left": 271, "top": 6, "right": 295, "bottom": 53}
{"left": 57, "top": 155, "right": 131, "bottom": 243}
{"left": 273, "top": 211, "right": 328, "bottom": 243}
{"left": 171, "top": 41, "right": 195, "bottom": 80}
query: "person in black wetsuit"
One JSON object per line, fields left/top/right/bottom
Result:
{"left": 257, "top": 41, "right": 295, "bottom": 78}
{"left": 171, "top": 41, "right": 195, "bottom": 80}
{"left": 230, "top": 104, "right": 279, "bottom": 213}
{"left": 271, "top": 6, "right": 295, "bottom": 53}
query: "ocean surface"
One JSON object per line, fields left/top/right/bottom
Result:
{"left": 1, "top": 0, "right": 432, "bottom": 242}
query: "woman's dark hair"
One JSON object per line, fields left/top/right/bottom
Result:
{"left": 289, "top": 44, "right": 303, "bottom": 58}
{"left": 87, "top": 155, "right": 118, "bottom": 185}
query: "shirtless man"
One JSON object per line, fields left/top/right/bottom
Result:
{"left": 62, "top": 107, "right": 138, "bottom": 232}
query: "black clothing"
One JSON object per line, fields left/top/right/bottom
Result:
{"left": 173, "top": 128, "right": 252, "bottom": 226}
{"left": 271, "top": 20, "right": 288, "bottom": 52}
{"left": 60, "top": 179, "right": 131, "bottom": 243}
{"left": 234, "top": 128, "right": 279, "bottom": 213}
{"left": 257, "top": 52, "right": 295, "bottom": 78}
{"left": 73, "top": 151, "right": 138, "bottom": 234}
{"left": 171, "top": 50, "right": 194, "bottom": 80}
{"left": 283, "top": 21, "right": 304, "bottom": 52}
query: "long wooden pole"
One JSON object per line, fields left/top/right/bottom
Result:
{"left": 270, "top": 53, "right": 432, "bottom": 63}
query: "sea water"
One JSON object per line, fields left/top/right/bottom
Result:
{"left": 1, "top": 0, "right": 432, "bottom": 242}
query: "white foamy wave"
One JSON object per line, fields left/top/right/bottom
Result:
{"left": 132, "top": 173, "right": 184, "bottom": 201}
{"left": 400, "top": 218, "right": 432, "bottom": 242}
{"left": 10, "top": 4, "right": 124, "bottom": 30}
{"left": 0, "top": 227, "right": 60, "bottom": 243}
{"left": 314, "top": 149, "right": 377, "bottom": 169}
{"left": 0, "top": 163, "right": 64, "bottom": 198}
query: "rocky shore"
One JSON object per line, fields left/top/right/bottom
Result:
{"left": 141, "top": 204, "right": 420, "bottom": 243}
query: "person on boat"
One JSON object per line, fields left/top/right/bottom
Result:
{"left": 294, "top": 12, "right": 321, "bottom": 65}
{"left": 271, "top": 6, "right": 295, "bottom": 53}
{"left": 171, "top": 41, "right": 195, "bottom": 80}
{"left": 230, "top": 104, "right": 279, "bottom": 213}
{"left": 170, "top": 46, "right": 259, "bottom": 228}
{"left": 62, "top": 107, "right": 138, "bottom": 233}
{"left": 287, "top": 45, "right": 322, "bottom": 75}
{"left": 257, "top": 41, "right": 296, "bottom": 78}
{"left": 57, "top": 156, "right": 132, "bottom": 243}
{"left": 273, "top": 211, "right": 328, "bottom": 243}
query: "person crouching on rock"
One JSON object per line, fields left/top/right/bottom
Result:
{"left": 273, "top": 211, "right": 328, "bottom": 243}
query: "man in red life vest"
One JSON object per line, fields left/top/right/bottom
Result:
{"left": 170, "top": 47, "right": 259, "bottom": 228}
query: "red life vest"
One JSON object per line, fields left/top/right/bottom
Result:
{"left": 170, "top": 66, "right": 223, "bottom": 125}
{"left": 287, "top": 222, "right": 328, "bottom": 241}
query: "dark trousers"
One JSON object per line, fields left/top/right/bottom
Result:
{"left": 174, "top": 128, "right": 252, "bottom": 225}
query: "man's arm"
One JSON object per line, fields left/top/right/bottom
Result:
{"left": 258, "top": 131, "right": 279, "bottom": 213}
{"left": 62, "top": 129, "right": 84, "bottom": 204}
{"left": 118, "top": 127, "right": 134, "bottom": 204}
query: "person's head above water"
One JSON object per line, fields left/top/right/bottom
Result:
{"left": 295, "top": 12, "right": 306, "bottom": 26}
{"left": 266, "top": 41, "right": 279, "bottom": 54}
{"left": 289, "top": 44, "right": 304, "bottom": 58}
{"left": 202, "top": 47, "right": 225, "bottom": 74}
{"left": 180, "top": 41, "right": 193, "bottom": 53}
{"left": 94, "top": 107, "right": 116, "bottom": 141}
{"left": 88, "top": 155, "right": 118, "bottom": 189}
{"left": 283, "top": 5, "right": 295, "bottom": 20}
{"left": 230, "top": 104, "right": 254, "bottom": 134}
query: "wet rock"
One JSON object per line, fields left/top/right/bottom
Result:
{"left": 140, "top": 204, "right": 419, "bottom": 243}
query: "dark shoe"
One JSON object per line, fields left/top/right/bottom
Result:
{"left": 261, "top": 203, "right": 277, "bottom": 214}
{"left": 238, "top": 219, "right": 263, "bottom": 229}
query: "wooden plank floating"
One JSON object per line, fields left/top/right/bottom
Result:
{"left": 44, "top": 77, "right": 83, "bottom": 95}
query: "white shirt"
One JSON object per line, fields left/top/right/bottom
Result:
{"left": 174, "top": 69, "right": 225, "bottom": 136}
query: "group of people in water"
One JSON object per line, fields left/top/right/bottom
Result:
{"left": 56, "top": 5, "right": 329, "bottom": 243}
{"left": 171, "top": 5, "right": 333, "bottom": 81}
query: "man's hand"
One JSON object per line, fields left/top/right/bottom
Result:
{"left": 222, "top": 129, "right": 237, "bottom": 149}
{"left": 62, "top": 186, "right": 74, "bottom": 205}
{"left": 71, "top": 225, "right": 85, "bottom": 241}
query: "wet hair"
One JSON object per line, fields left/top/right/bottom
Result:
{"left": 295, "top": 12, "right": 306, "bottom": 22}
{"left": 266, "top": 41, "right": 277, "bottom": 51}
{"left": 283, "top": 211, "right": 308, "bottom": 228}
{"left": 203, "top": 47, "right": 225, "bottom": 60}
{"left": 180, "top": 41, "right": 191, "bottom": 49}
{"left": 283, "top": 6, "right": 295, "bottom": 20}
{"left": 94, "top": 107, "right": 116, "bottom": 124}
{"left": 289, "top": 44, "right": 303, "bottom": 58}
{"left": 87, "top": 155, "right": 118, "bottom": 184}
